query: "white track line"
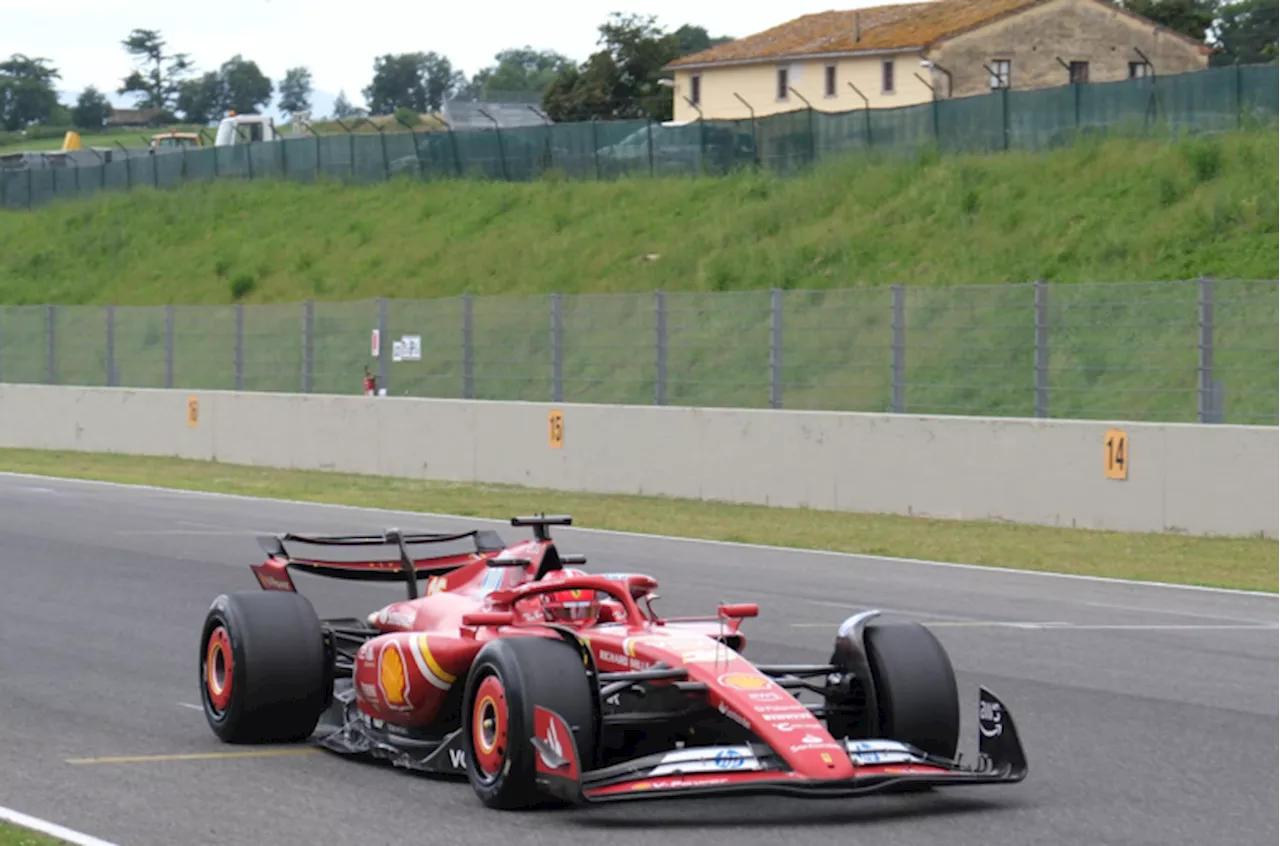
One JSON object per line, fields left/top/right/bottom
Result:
{"left": 0, "top": 806, "right": 123, "bottom": 846}
{"left": 0, "top": 470, "right": 1275, "bottom": 599}
{"left": 790, "top": 621, "right": 1278, "bottom": 630}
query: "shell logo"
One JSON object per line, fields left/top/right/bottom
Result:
{"left": 717, "top": 672, "right": 772, "bottom": 691}
{"left": 378, "top": 641, "right": 412, "bottom": 710}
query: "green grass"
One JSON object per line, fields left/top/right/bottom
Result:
{"left": 0, "top": 821, "right": 72, "bottom": 846}
{"left": 2, "top": 130, "right": 1276, "bottom": 304}
{"left": 0, "top": 130, "right": 1276, "bottom": 422}
{"left": 0, "top": 448, "right": 1275, "bottom": 593}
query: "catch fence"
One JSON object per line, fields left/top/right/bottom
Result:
{"left": 0, "top": 63, "right": 1275, "bottom": 210}
{"left": 0, "top": 278, "right": 1275, "bottom": 425}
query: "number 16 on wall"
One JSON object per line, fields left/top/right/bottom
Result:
{"left": 1104, "top": 428, "right": 1128, "bottom": 480}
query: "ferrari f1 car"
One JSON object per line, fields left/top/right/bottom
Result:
{"left": 198, "top": 515, "right": 1028, "bottom": 809}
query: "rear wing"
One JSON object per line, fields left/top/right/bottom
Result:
{"left": 255, "top": 527, "right": 507, "bottom": 599}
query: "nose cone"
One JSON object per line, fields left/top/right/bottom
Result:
{"left": 708, "top": 671, "right": 855, "bottom": 779}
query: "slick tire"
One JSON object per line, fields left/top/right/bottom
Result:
{"left": 199, "top": 591, "right": 329, "bottom": 744}
{"left": 462, "top": 635, "right": 598, "bottom": 810}
{"left": 863, "top": 619, "right": 961, "bottom": 762}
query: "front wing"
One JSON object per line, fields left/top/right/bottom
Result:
{"left": 533, "top": 687, "right": 1028, "bottom": 805}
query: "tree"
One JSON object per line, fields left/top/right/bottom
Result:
{"left": 542, "top": 54, "right": 621, "bottom": 122}
{"left": 118, "top": 28, "right": 193, "bottom": 109}
{"left": 673, "top": 24, "right": 734, "bottom": 57}
{"left": 541, "top": 13, "right": 682, "bottom": 122}
{"left": 176, "top": 71, "right": 224, "bottom": 124}
{"left": 1118, "top": 0, "right": 1217, "bottom": 42}
{"left": 331, "top": 89, "right": 362, "bottom": 119}
{"left": 465, "top": 47, "right": 575, "bottom": 100}
{"left": 362, "top": 51, "right": 464, "bottom": 115}
{"left": 278, "top": 66, "right": 313, "bottom": 116}
{"left": 218, "top": 55, "right": 273, "bottom": 114}
{"left": 71, "top": 85, "right": 113, "bottom": 130}
{"left": 172, "top": 56, "right": 272, "bottom": 124}
{"left": 1211, "top": 0, "right": 1279, "bottom": 64}
{"left": 0, "top": 54, "right": 61, "bottom": 131}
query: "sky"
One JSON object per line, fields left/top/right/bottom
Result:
{"left": 1, "top": 0, "right": 901, "bottom": 117}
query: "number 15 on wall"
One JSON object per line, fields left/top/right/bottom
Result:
{"left": 1104, "top": 428, "right": 1128, "bottom": 480}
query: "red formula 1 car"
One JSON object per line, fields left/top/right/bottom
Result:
{"left": 198, "top": 515, "right": 1028, "bottom": 809}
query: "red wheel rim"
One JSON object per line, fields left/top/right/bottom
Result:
{"left": 205, "top": 626, "right": 233, "bottom": 712}
{"left": 471, "top": 674, "right": 507, "bottom": 779}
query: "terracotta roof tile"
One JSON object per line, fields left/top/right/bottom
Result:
{"left": 667, "top": 0, "right": 1049, "bottom": 67}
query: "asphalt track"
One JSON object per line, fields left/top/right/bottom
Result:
{"left": 0, "top": 473, "right": 1276, "bottom": 846}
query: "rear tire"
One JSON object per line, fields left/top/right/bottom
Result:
{"left": 199, "top": 591, "right": 330, "bottom": 744}
{"left": 462, "top": 635, "right": 597, "bottom": 810}
{"left": 863, "top": 619, "right": 960, "bottom": 761}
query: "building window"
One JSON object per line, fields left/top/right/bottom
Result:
{"left": 1129, "top": 61, "right": 1152, "bottom": 79}
{"left": 989, "top": 59, "right": 1011, "bottom": 89}
{"left": 825, "top": 64, "right": 837, "bottom": 97}
{"left": 690, "top": 73, "right": 701, "bottom": 105}
{"left": 881, "top": 60, "right": 894, "bottom": 93}
{"left": 1068, "top": 61, "right": 1088, "bottom": 84}
{"left": 776, "top": 66, "right": 789, "bottom": 100}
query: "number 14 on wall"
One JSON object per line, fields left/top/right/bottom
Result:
{"left": 1104, "top": 428, "right": 1128, "bottom": 480}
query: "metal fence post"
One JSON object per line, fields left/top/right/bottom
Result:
{"left": 1197, "top": 276, "right": 1216, "bottom": 423}
{"left": 302, "top": 300, "right": 314, "bottom": 393}
{"left": 769, "top": 289, "right": 783, "bottom": 409}
{"left": 891, "top": 285, "right": 905, "bottom": 413}
{"left": 377, "top": 297, "right": 389, "bottom": 396}
{"left": 105, "top": 305, "right": 116, "bottom": 387}
{"left": 1034, "top": 281, "right": 1049, "bottom": 417}
{"left": 234, "top": 304, "right": 245, "bottom": 391}
{"left": 164, "top": 305, "right": 174, "bottom": 389}
{"left": 551, "top": 293, "right": 564, "bottom": 402}
{"left": 462, "top": 294, "right": 474, "bottom": 399}
{"left": 45, "top": 304, "right": 56, "bottom": 384}
{"left": 655, "top": 291, "right": 667, "bottom": 405}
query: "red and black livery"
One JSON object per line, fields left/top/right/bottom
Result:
{"left": 198, "top": 514, "right": 1029, "bottom": 809}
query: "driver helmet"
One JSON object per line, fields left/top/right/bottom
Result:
{"left": 540, "top": 568, "right": 597, "bottom": 623}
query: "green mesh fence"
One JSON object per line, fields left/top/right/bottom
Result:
{"left": 1, "top": 64, "right": 1274, "bottom": 209}
{"left": 2, "top": 280, "right": 1273, "bottom": 425}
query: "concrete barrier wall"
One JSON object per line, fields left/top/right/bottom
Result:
{"left": 1, "top": 385, "right": 1275, "bottom": 537}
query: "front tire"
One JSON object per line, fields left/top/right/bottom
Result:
{"left": 863, "top": 619, "right": 960, "bottom": 761}
{"left": 199, "top": 591, "right": 330, "bottom": 744}
{"left": 461, "top": 635, "right": 597, "bottom": 810}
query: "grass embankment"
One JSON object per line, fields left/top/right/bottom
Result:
{"left": 0, "top": 130, "right": 1275, "bottom": 421}
{"left": 0, "top": 449, "right": 1274, "bottom": 593}
{"left": 2, "top": 130, "right": 1276, "bottom": 304}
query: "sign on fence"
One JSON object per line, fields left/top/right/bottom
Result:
{"left": 392, "top": 335, "right": 422, "bottom": 362}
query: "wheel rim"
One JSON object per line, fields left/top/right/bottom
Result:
{"left": 204, "top": 626, "right": 233, "bottom": 714}
{"left": 471, "top": 674, "right": 508, "bottom": 782}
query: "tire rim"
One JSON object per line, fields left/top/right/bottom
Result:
{"left": 205, "top": 626, "right": 233, "bottom": 714}
{"left": 471, "top": 674, "right": 508, "bottom": 781}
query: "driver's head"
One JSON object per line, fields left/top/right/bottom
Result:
{"left": 539, "top": 568, "right": 596, "bottom": 623}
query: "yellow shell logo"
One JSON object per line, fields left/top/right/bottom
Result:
{"left": 380, "top": 644, "right": 408, "bottom": 705}
{"left": 718, "top": 672, "right": 770, "bottom": 691}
